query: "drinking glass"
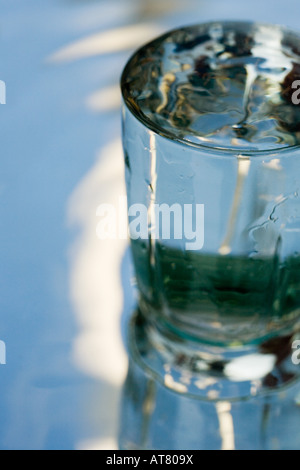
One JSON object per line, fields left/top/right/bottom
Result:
{"left": 119, "top": 21, "right": 300, "bottom": 448}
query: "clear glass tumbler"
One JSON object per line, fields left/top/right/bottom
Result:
{"left": 120, "top": 21, "right": 300, "bottom": 445}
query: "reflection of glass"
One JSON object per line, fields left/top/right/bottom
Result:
{"left": 119, "top": 317, "right": 300, "bottom": 450}
{"left": 120, "top": 21, "right": 300, "bottom": 448}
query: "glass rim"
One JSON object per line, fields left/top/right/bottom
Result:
{"left": 121, "top": 20, "right": 300, "bottom": 158}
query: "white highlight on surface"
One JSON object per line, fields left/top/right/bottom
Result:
{"left": 252, "top": 25, "right": 291, "bottom": 73}
{"left": 149, "top": 131, "right": 158, "bottom": 267}
{"left": 216, "top": 402, "right": 235, "bottom": 451}
{"left": 48, "top": 23, "right": 163, "bottom": 63}
{"left": 225, "top": 353, "right": 276, "bottom": 382}
{"left": 219, "top": 156, "right": 251, "bottom": 256}
{"left": 76, "top": 437, "right": 118, "bottom": 451}
{"left": 164, "top": 374, "right": 188, "bottom": 394}
{"left": 86, "top": 86, "right": 121, "bottom": 113}
{"left": 263, "top": 159, "right": 282, "bottom": 171}
{"left": 68, "top": 139, "right": 128, "bottom": 385}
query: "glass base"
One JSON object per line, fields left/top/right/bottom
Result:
{"left": 119, "top": 310, "right": 300, "bottom": 450}
{"left": 128, "top": 309, "right": 300, "bottom": 401}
